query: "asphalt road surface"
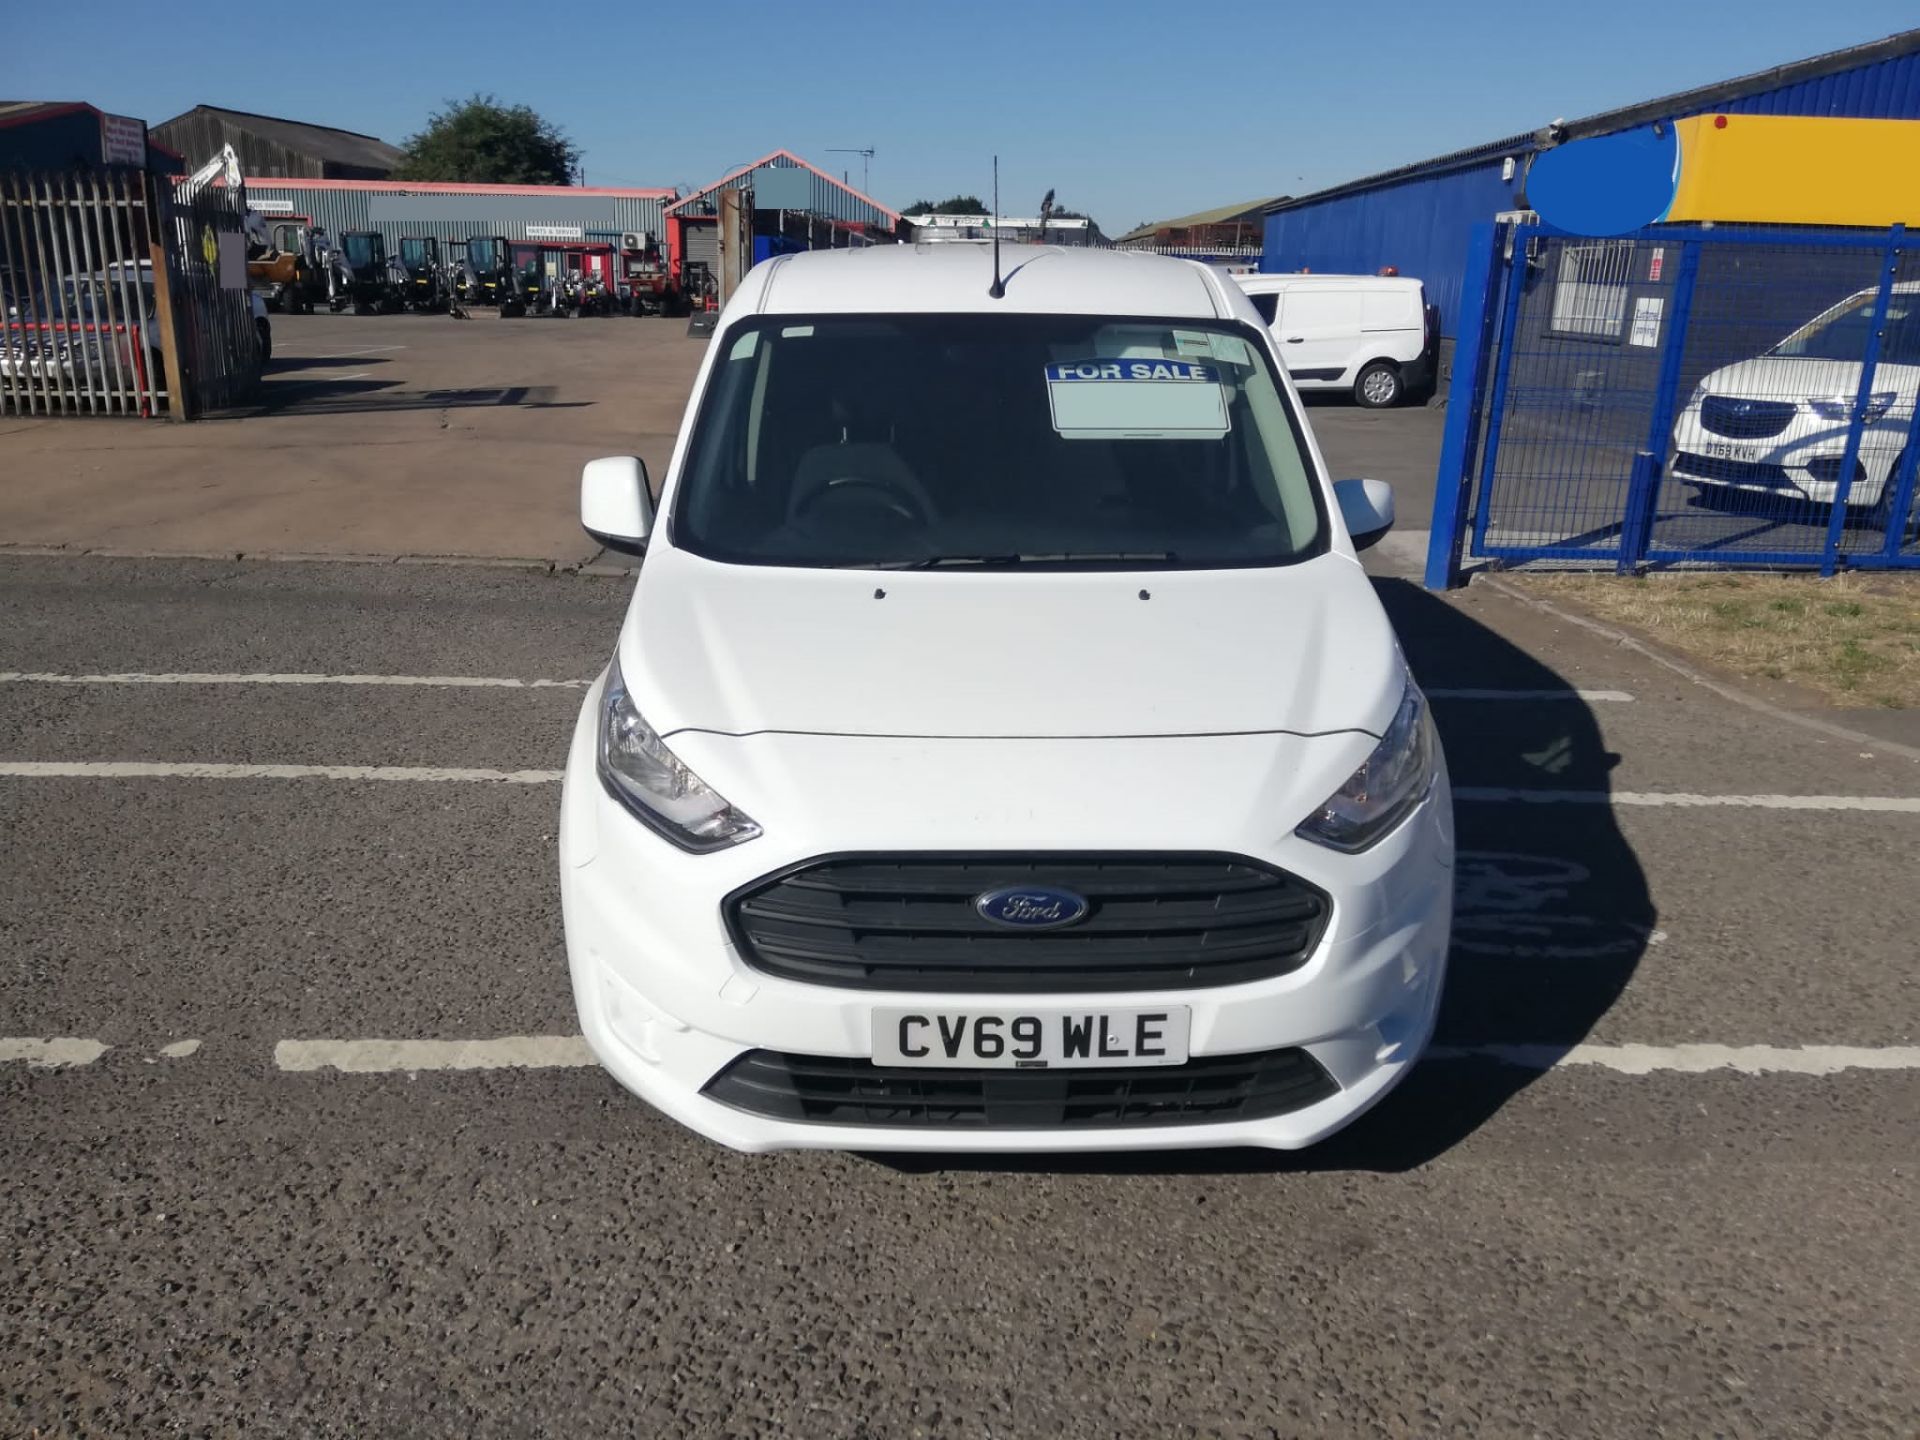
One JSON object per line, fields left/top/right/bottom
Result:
{"left": 4, "top": 555, "right": 1918, "bottom": 1438}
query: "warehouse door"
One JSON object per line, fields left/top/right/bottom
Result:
{"left": 683, "top": 219, "right": 718, "bottom": 271}
{"left": 1428, "top": 221, "right": 1920, "bottom": 583}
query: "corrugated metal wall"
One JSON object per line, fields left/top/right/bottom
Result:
{"left": 673, "top": 155, "right": 895, "bottom": 231}
{"left": 151, "top": 114, "right": 395, "bottom": 180}
{"left": 1263, "top": 42, "right": 1920, "bottom": 339}
{"left": 1719, "top": 44, "right": 1920, "bottom": 119}
{"left": 1262, "top": 160, "right": 1525, "bottom": 336}
{"left": 244, "top": 183, "right": 670, "bottom": 248}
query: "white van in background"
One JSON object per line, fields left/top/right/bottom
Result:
{"left": 1233, "top": 274, "right": 1437, "bottom": 408}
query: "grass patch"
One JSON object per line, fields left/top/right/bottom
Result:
{"left": 1517, "top": 573, "right": 1920, "bottom": 708}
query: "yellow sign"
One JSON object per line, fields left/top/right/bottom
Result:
{"left": 1668, "top": 114, "right": 1920, "bottom": 227}
{"left": 200, "top": 224, "right": 218, "bottom": 268}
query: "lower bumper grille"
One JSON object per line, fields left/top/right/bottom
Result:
{"left": 1674, "top": 451, "right": 1798, "bottom": 490}
{"left": 702, "top": 1047, "right": 1339, "bottom": 1129}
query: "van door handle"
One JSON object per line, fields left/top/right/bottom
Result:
{"left": 1284, "top": 336, "right": 1304, "bottom": 343}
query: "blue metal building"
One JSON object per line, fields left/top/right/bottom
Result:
{"left": 1263, "top": 27, "right": 1920, "bottom": 340}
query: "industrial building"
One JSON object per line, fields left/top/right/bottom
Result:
{"left": 152, "top": 106, "right": 403, "bottom": 180}
{"left": 663, "top": 151, "right": 899, "bottom": 275}
{"left": 1262, "top": 27, "right": 1920, "bottom": 337}
{"left": 0, "top": 100, "right": 175, "bottom": 173}
{"left": 240, "top": 176, "right": 677, "bottom": 253}
{"left": 234, "top": 149, "right": 900, "bottom": 306}
{"left": 1116, "top": 198, "right": 1280, "bottom": 258}
{"left": 901, "top": 214, "right": 1104, "bottom": 246}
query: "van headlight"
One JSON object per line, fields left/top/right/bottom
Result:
{"left": 1295, "top": 680, "right": 1437, "bottom": 853}
{"left": 596, "top": 658, "right": 761, "bottom": 851}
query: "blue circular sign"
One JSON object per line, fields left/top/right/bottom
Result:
{"left": 974, "top": 886, "right": 1091, "bottom": 930}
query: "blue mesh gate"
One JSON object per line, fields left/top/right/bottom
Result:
{"left": 1426, "top": 221, "right": 1920, "bottom": 586}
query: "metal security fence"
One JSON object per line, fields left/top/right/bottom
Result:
{"left": 1427, "top": 221, "right": 1920, "bottom": 585}
{"left": 0, "top": 169, "right": 169, "bottom": 416}
{"left": 163, "top": 169, "right": 263, "bottom": 414}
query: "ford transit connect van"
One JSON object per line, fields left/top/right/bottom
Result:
{"left": 560, "top": 244, "right": 1453, "bottom": 1153}
{"left": 1234, "top": 274, "right": 1436, "bottom": 407}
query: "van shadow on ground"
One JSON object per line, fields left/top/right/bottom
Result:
{"left": 209, "top": 374, "right": 592, "bottom": 419}
{"left": 878, "top": 578, "right": 1655, "bottom": 1176}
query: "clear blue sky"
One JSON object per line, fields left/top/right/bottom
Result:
{"left": 6, "top": 2, "right": 1915, "bottom": 231}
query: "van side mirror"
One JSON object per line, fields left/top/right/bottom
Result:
{"left": 581, "top": 455, "right": 653, "bottom": 556}
{"left": 1334, "top": 477, "right": 1395, "bottom": 551}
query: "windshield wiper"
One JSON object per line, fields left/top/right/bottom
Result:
{"left": 884, "top": 552, "right": 1029, "bottom": 569}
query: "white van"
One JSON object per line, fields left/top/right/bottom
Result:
{"left": 559, "top": 244, "right": 1454, "bottom": 1155}
{"left": 1233, "top": 274, "right": 1436, "bottom": 407}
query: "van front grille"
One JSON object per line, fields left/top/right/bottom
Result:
{"left": 725, "top": 853, "right": 1330, "bottom": 993}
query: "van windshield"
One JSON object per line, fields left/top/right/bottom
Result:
{"left": 672, "top": 313, "right": 1326, "bottom": 569}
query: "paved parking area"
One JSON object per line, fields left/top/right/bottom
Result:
{"left": 3, "top": 553, "right": 1917, "bottom": 1437}
{"left": 0, "top": 312, "right": 703, "bottom": 564}
{"left": 0, "top": 314, "right": 1449, "bottom": 572}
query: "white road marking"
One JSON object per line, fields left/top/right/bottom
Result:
{"left": 1428, "top": 688, "right": 1634, "bottom": 703}
{"left": 275, "top": 1036, "right": 595, "bottom": 1073}
{"left": 0, "top": 670, "right": 589, "bottom": 690}
{"left": 0, "top": 1037, "right": 109, "bottom": 1067}
{"left": 1456, "top": 789, "right": 1920, "bottom": 812}
{"left": 1452, "top": 850, "right": 1661, "bottom": 959}
{"left": 14, "top": 1035, "right": 1915, "bottom": 1079}
{"left": 281, "top": 344, "right": 408, "bottom": 360}
{"left": 1431, "top": 1043, "right": 1920, "bottom": 1076}
{"left": 275, "top": 1037, "right": 1920, "bottom": 1079}
{"left": 7, "top": 763, "right": 1919, "bottom": 812}
{"left": 0, "top": 761, "right": 562, "bottom": 784}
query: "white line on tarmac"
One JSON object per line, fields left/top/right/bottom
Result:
{"left": 1431, "top": 1043, "right": 1920, "bottom": 1076}
{"left": 1455, "top": 788, "right": 1920, "bottom": 812}
{"left": 7, "top": 763, "right": 1919, "bottom": 813}
{"left": 15, "top": 1036, "right": 1919, "bottom": 1079}
{"left": 1428, "top": 688, "right": 1634, "bottom": 703}
{"left": 0, "top": 760, "right": 562, "bottom": 784}
{"left": 276, "top": 1037, "right": 595, "bottom": 1072}
{"left": 0, "top": 670, "right": 590, "bottom": 690}
{"left": 269, "top": 1038, "right": 1920, "bottom": 1078}
{"left": 0, "top": 1038, "right": 109, "bottom": 1067}
{"left": 279, "top": 344, "right": 408, "bottom": 360}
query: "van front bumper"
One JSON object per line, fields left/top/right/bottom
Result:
{"left": 557, "top": 694, "right": 1453, "bottom": 1154}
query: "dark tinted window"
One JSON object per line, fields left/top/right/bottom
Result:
{"left": 673, "top": 313, "right": 1325, "bottom": 571}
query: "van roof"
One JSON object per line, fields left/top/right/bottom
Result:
{"left": 1233, "top": 273, "right": 1423, "bottom": 291}
{"left": 742, "top": 243, "right": 1234, "bottom": 319}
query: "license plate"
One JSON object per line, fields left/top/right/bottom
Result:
{"left": 1702, "top": 441, "right": 1758, "bottom": 461}
{"left": 872, "top": 1006, "right": 1191, "bottom": 1069}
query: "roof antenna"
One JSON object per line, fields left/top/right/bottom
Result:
{"left": 987, "top": 155, "right": 1005, "bottom": 299}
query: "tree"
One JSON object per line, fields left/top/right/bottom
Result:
{"left": 900, "top": 194, "right": 988, "bottom": 216}
{"left": 393, "top": 95, "right": 581, "bottom": 186}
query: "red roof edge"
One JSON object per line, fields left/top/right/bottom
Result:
{"left": 665, "top": 149, "right": 901, "bottom": 223}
